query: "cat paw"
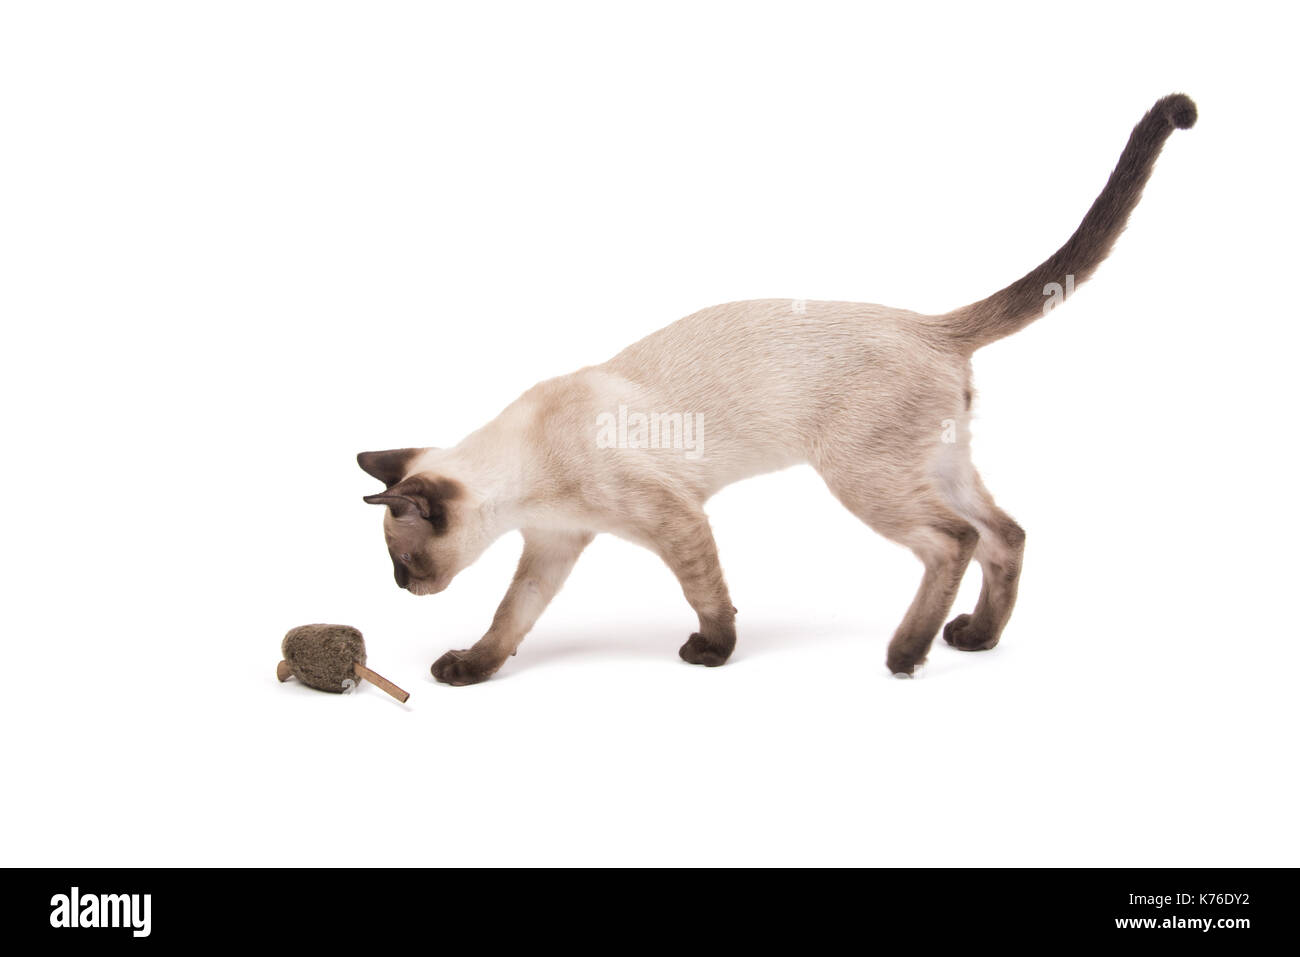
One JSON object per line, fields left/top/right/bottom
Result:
{"left": 942, "top": 614, "right": 999, "bottom": 652}
{"left": 885, "top": 650, "right": 924, "bottom": 677}
{"left": 431, "top": 649, "right": 500, "bottom": 686}
{"left": 679, "top": 632, "right": 734, "bottom": 667}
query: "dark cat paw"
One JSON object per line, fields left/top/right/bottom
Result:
{"left": 679, "top": 632, "right": 734, "bottom": 667}
{"left": 886, "top": 649, "right": 924, "bottom": 677}
{"left": 942, "top": 614, "right": 999, "bottom": 652}
{"left": 431, "top": 649, "right": 500, "bottom": 686}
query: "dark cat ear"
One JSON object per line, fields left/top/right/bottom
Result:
{"left": 362, "top": 492, "right": 420, "bottom": 519}
{"left": 362, "top": 475, "right": 455, "bottom": 533}
{"left": 356, "top": 448, "right": 431, "bottom": 487}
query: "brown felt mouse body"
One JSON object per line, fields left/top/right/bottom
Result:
{"left": 277, "top": 624, "right": 409, "bottom": 702}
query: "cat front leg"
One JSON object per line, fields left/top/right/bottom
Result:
{"left": 431, "top": 528, "right": 593, "bottom": 686}
{"left": 641, "top": 504, "right": 737, "bottom": 667}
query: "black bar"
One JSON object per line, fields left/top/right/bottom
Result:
{"left": 8, "top": 867, "right": 1287, "bottom": 945}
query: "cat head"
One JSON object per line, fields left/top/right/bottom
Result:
{"left": 357, "top": 448, "right": 491, "bottom": 595}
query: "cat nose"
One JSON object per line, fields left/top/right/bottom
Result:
{"left": 393, "top": 562, "right": 411, "bottom": 589}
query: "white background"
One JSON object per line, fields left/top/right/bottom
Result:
{"left": 3, "top": 1, "right": 1297, "bottom": 867}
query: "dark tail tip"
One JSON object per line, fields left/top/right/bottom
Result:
{"left": 1159, "top": 93, "right": 1197, "bottom": 130}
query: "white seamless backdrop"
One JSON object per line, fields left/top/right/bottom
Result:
{"left": 2, "top": 1, "right": 1297, "bottom": 867}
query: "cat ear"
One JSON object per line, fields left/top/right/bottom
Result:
{"left": 356, "top": 448, "right": 432, "bottom": 487}
{"left": 363, "top": 475, "right": 451, "bottom": 532}
{"left": 362, "top": 492, "right": 420, "bottom": 519}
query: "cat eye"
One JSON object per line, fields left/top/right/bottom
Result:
{"left": 399, "top": 553, "right": 412, "bottom": 564}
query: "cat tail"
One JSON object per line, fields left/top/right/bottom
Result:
{"left": 938, "top": 93, "right": 1196, "bottom": 353}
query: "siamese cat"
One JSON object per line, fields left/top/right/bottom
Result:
{"left": 358, "top": 93, "right": 1196, "bottom": 685}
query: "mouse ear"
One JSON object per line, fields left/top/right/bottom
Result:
{"left": 356, "top": 448, "right": 432, "bottom": 487}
